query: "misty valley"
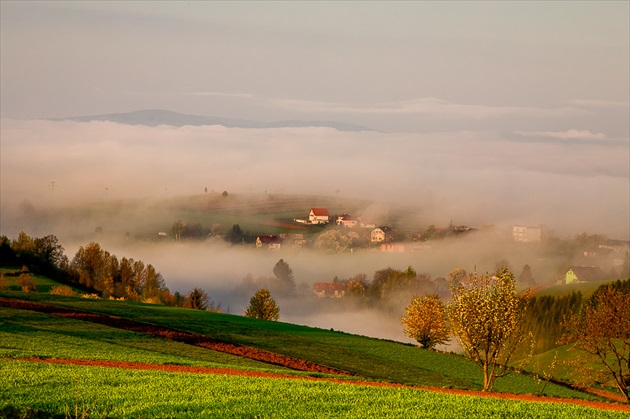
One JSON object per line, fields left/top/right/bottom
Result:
{"left": 2, "top": 191, "right": 628, "bottom": 347}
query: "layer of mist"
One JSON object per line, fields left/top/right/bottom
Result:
{"left": 2, "top": 119, "right": 628, "bottom": 240}
{"left": 1, "top": 119, "right": 628, "bottom": 344}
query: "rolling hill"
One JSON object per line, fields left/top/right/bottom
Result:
{"left": 1, "top": 271, "right": 628, "bottom": 417}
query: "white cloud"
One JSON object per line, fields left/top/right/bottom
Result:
{"left": 269, "top": 97, "right": 586, "bottom": 121}
{"left": 514, "top": 129, "right": 608, "bottom": 141}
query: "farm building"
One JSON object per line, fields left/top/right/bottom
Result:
{"left": 256, "top": 235, "right": 282, "bottom": 250}
{"left": 309, "top": 208, "right": 330, "bottom": 225}
{"left": 313, "top": 282, "right": 346, "bottom": 298}
{"left": 336, "top": 214, "right": 358, "bottom": 228}
{"left": 565, "top": 266, "right": 604, "bottom": 284}
{"left": 279, "top": 233, "right": 307, "bottom": 247}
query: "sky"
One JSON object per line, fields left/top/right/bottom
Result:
{"left": 1, "top": 1, "right": 629, "bottom": 240}
{"left": 1, "top": 1, "right": 628, "bottom": 134}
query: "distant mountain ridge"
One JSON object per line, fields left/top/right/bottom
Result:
{"left": 55, "top": 109, "right": 372, "bottom": 132}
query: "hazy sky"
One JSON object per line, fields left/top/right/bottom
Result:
{"left": 1, "top": 1, "right": 628, "bottom": 134}
{"left": 1, "top": 1, "right": 629, "bottom": 240}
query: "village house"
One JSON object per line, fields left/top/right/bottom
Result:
{"left": 598, "top": 240, "right": 630, "bottom": 268}
{"left": 309, "top": 208, "right": 330, "bottom": 225}
{"left": 336, "top": 214, "right": 359, "bottom": 228}
{"left": 312, "top": 282, "right": 347, "bottom": 298}
{"left": 371, "top": 226, "right": 393, "bottom": 243}
{"left": 381, "top": 243, "right": 405, "bottom": 253}
{"left": 565, "top": 266, "right": 604, "bottom": 284}
{"left": 256, "top": 235, "right": 282, "bottom": 250}
{"left": 279, "top": 233, "right": 307, "bottom": 247}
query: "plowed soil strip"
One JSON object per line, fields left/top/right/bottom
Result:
{"left": 8, "top": 358, "right": 630, "bottom": 413}
{"left": 0, "top": 298, "right": 348, "bottom": 375}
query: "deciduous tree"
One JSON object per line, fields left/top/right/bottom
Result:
{"left": 401, "top": 294, "right": 449, "bottom": 349}
{"left": 561, "top": 283, "right": 630, "bottom": 402}
{"left": 245, "top": 288, "right": 280, "bottom": 321}
{"left": 448, "top": 269, "right": 529, "bottom": 391}
{"left": 313, "top": 229, "right": 352, "bottom": 253}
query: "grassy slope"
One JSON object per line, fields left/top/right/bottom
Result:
{"left": 0, "top": 288, "right": 600, "bottom": 400}
{"left": 2, "top": 361, "right": 625, "bottom": 419}
{"left": 533, "top": 280, "right": 615, "bottom": 299}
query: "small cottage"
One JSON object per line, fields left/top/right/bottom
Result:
{"left": 336, "top": 214, "right": 358, "bottom": 228}
{"left": 313, "top": 282, "right": 347, "bottom": 298}
{"left": 565, "top": 266, "right": 604, "bottom": 284}
{"left": 256, "top": 235, "right": 282, "bottom": 250}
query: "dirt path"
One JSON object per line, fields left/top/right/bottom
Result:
{"left": 8, "top": 357, "right": 629, "bottom": 413}
{"left": 0, "top": 297, "right": 348, "bottom": 375}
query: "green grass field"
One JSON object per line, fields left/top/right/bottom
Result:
{"left": 0, "top": 290, "right": 606, "bottom": 397}
{"left": 533, "top": 280, "right": 615, "bottom": 299}
{"left": 1, "top": 361, "right": 624, "bottom": 419}
{"left": 1, "top": 281, "right": 628, "bottom": 418}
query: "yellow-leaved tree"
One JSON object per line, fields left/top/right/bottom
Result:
{"left": 448, "top": 269, "right": 529, "bottom": 391}
{"left": 401, "top": 294, "right": 449, "bottom": 349}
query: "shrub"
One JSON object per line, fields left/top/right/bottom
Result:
{"left": 18, "top": 273, "right": 36, "bottom": 293}
{"left": 50, "top": 285, "right": 78, "bottom": 297}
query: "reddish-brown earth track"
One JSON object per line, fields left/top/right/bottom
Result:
{"left": 2, "top": 297, "right": 628, "bottom": 412}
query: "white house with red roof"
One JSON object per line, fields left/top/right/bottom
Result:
{"left": 309, "top": 208, "right": 330, "bottom": 225}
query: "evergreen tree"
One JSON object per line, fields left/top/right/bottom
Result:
{"left": 186, "top": 287, "right": 209, "bottom": 310}
{"left": 244, "top": 288, "right": 280, "bottom": 321}
{"left": 227, "top": 224, "right": 244, "bottom": 244}
{"left": 273, "top": 259, "right": 295, "bottom": 296}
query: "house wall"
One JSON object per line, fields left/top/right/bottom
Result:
{"left": 565, "top": 269, "right": 578, "bottom": 284}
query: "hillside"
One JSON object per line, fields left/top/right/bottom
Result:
{"left": 0, "top": 280, "right": 614, "bottom": 396}
{"left": 2, "top": 275, "right": 629, "bottom": 417}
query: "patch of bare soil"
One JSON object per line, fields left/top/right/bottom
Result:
{"left": 2, "top": 297, "right": 628, "bottom": 412}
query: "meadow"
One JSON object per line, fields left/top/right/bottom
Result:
{"left": 2, "top": 268, "right": 629, "bottom": 417}
{"left": 1, "top": 360, "right": 624, "bottom": 419}
{"left": 0, "top": 290, "right": 600, "bottom": 397}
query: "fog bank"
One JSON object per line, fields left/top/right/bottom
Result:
{"left": 2, "top": 119, "right": 628, "bottom": 240}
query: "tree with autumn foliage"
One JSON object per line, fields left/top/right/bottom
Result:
{"left": 401, "top": 294, "right": 449, "bottom": 349}
{"left": 244, "top": 288, "right": 280, "bottom": 321}
{"left": 448, "top": 269, "right": 529, "bottom": 391}
{"left": 561, "top": 282, "right": 630, "bottom": 402}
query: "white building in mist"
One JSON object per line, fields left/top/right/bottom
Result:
{"left": 512, "top": 225, "right": 542, "bottom": 243}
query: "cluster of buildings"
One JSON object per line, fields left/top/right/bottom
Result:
{"left": 257, "top": 208, "right": 393, "bottom": 250}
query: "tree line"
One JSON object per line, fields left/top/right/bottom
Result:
{"left": 1, "top": 232, "right": 203, "bottom": 309}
